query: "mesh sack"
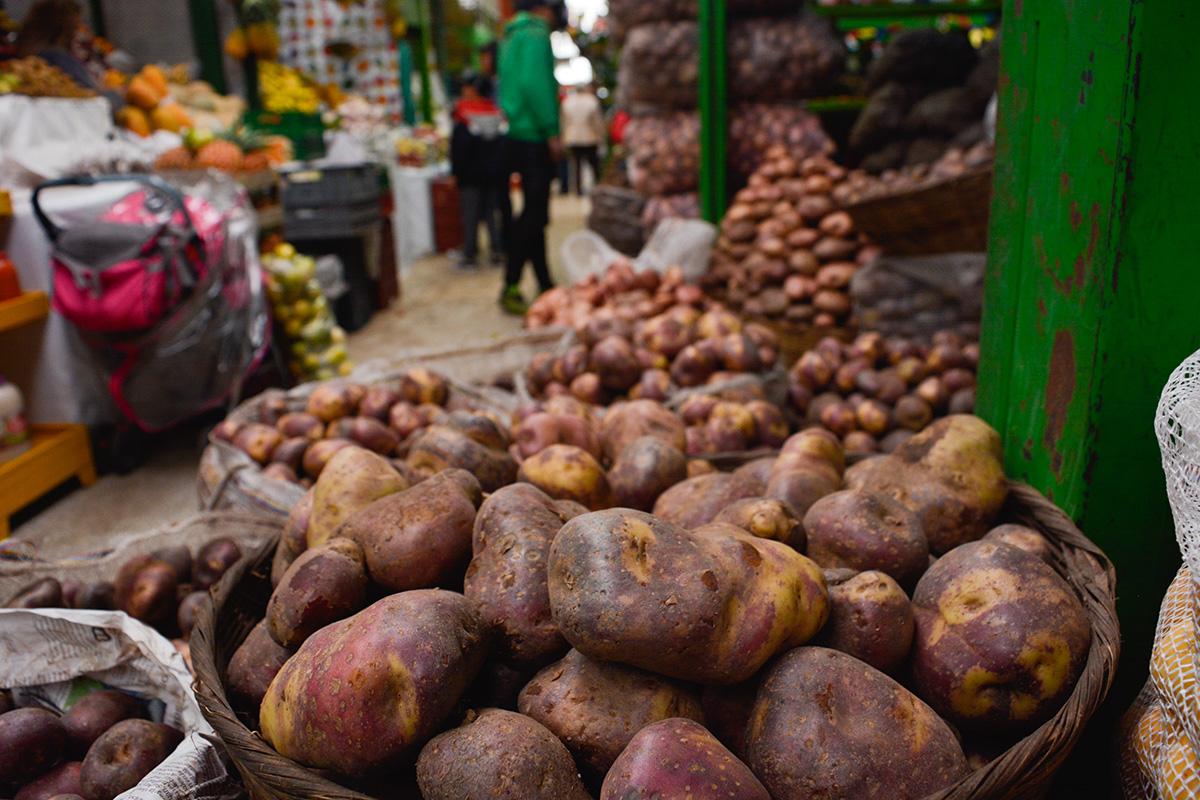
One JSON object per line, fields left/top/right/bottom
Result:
{"left": 625, "top": 111, "right": 701, "bottom": 196}
{"left": 618, "top": 21, "right": 701, "bottom": 111}
{"left": 728, "top": 104, "right": 835, "bottom": 186}
{"left": 849, "top": 252, "right": 986, "bottom": 343}
{"left": 1117, "top": 566, "right": 1200, "bottom": 799}
{"left": 607, "top": 0, "right": 801, "bottom": 31}
{"left": 641, "top": 193, "right": 701, "bottom": 231}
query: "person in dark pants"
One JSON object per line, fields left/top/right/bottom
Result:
{"left": 449, "top": 76, "right": 505, "bottom": 270}
{"left": 497, "top": 0, "right": 563, "bottom": 315}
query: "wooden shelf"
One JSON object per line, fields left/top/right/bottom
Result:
{"left": 0, "top": 424, "right": 97, "bottom": 540}
{"left": 0, "top": 291, "right": 49, "bottom": 334}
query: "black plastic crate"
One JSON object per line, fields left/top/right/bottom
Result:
{"left": 280, "top": 164, "right": 382, "bottom": 210}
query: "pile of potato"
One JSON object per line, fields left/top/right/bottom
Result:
{"left": 220, "top": 413, "right": 1093, "bottom": 799}
{"left": 211, "top": 367, "right": 500, "bottom": 489}
{"left": 728, "top": 104, "right": 834, "bottom": 186}
{"left": 618, "top": 16, "right": 843, "bottom": 111}
{"left": 5, "top": 537, "right": 244, "bottom": 644}
{"left": 606, "top": 0, "right": 802, "bottom": 34}
{"left": 624, "top": 111, "right": 701, "bottom": 197}
{"left": 0, "top": 689, "right": 183, "bottom": 800}
{"left": 834, "top": 140, "right": 995, "bottom": 205}
{"left": 703, "top": 151, "right": 875, "bottom": 327}
{"left": 523, "top": 302, "right": 781, "bottom": 407}
{"left": 525, "top": 262, "right": 707, "bottom": 331}
{"left": 787, "top": 330, "right": 978, "bottom": 454}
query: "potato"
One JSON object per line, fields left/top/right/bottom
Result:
{"left": 406, "top": 425, "right": 518, "bottom": 493}
{"left": 417, "top": 709, "right": 591, "bottom": 800}
{"left": 844, "top": 416, "right": 1009, "bottom": 554}
{"left": 814, "top": 570, "right": 914, "bottom": 675}
{"left": 600, "top": 399, "right": 688, "bottom": 464}
{"left": 305, "top": 382, "right": 365, "bottom": 422}
{"left": 514, "top": 412, "right": 603, "bottom": 461}
{"left": 910, "top": 539, "right": 1091, "bottom": 733}
{"left": 276, "top": 412, "right": 324, "bottom": 440}
{"left": 442, "top": 410, "right": 511, "bottom": 452}
{"left": 517, "top": 444, "right": 614, "bottom": 511}
{"left": 191, "top": 537, "right": 243, "bottom": 591}
{"left": 0, "top": 689, "right": 11, "bottom": 714}
{"left": 148, "top": 545, "right": 192, "bottom": 585}
{"left": 6, "top": 577, "right": 63, "bottom": 609}
{"left": 115, "top": 560, "right": 177, "bottom": 625}
{"left": 357, "top": 387, "right": 402, "bottom": 422}
{"left": 272, "top": 488, "right": 313, "bottom": 587}
{"left": 232, "top": 423, "right": 282, "bottom": 464}
{"left": 14, "top": 761, "right": 83, "bottom": 800}
{"left": 300, "top": 437, "right": 356, "bottom": 479}
{"left": 652, "top": 471, "right": 763, "bottom": 530}
{"left": 307, "top": 445, "right": 409, "bottom": 548}
{"left": 338, "top": 470, "right": 482, "bottom": 592}
{"left": 78, "top": 720, "right": 183, "bottom": 800}
{"left": 341, "top": 416, "right": 402, "bottom": 455}
{"left": 983, "top": 523, "right": 1056, "bottom": 564}
{"left": 601, "top": 718, "right": 769, "bottom": 800}
{"left": 745, "top": 647, "right": 969, "bottom": 800}
{"left": 548, "top": 510, "right": 828, "bottom": 685}
{"left": 227, "top": 620, "right": 293, "bottom": 713}
{"left": 803, "top": 489, "right": 930, "bottom": 589}
{"left": 61, "top": 691, "right": 142, "bottom": 759}
{"left": 266, "top": 537, "right": 370, "bottom": 648}
{"left": 713, "top": 497, "right": 806, "bottom": 552}
{"left": 518, "top": 649, "right": 705, "bottom": 777}
{"left": 464, "top": 483, "right": 583, "bottom": 668}
{"left": 259, "top": 590, "right": 490, "bottom": 777}
{"left": 73, "top": 583, "right": 114, "bottom": 611}
{"left": 0, "top": 708, "right": 67, "bottom": 783}
{"left": 608, "top": 436, "right": 688, "bottom": 512}
{"left": 400, "top": 368, "right": 449, "bottom": 406}
{"left": 176, "top": 591, "right": 206, "bottom": 640}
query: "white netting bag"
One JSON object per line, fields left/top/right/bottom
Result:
{"left": 1117, "top": 350, "right": 1200, "bottom": 798}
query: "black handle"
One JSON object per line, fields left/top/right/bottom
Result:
{"left": 31, "top": 173, "right": 197, "bottom": 243}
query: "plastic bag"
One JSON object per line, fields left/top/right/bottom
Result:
{"left": 562, "top": 229, "right": 628, "bottom": 286}
{"left": 641, "top": 193, "right": 701, "bottom": 232}
{"left": 634, "top": 217, "right": 718, "bottom": 284}
{"left": 587, "top": 185, "right": 647, "bottom": 257}
{"left": 849, "top": 252, "right": 986, "bottom": 343}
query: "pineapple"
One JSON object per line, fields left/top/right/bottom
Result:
{"left": 195, "top": 140, "right": 244, "bottom": 172}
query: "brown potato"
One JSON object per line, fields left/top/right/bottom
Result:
{"left": 176, "top": 591, "right": 207, "bottom": 640}
{"left": 652, "top": 471, "right": 764, "bottom": 530}
{"left": 115, "top": 560, "right": 178, "bottom": 625}
{"left": 548, "top": 510, "right": 828, "bottom": 685}
{"left": 601, "top": 718, "right": 769, "bottom": 800}
{"left": 232, "top": 423, "right": 282, "bottom": 464}
{"left": 79, "top": 720, "right": 183, "bottom": 800}
{"left": 0, "top": 708, "right": 67, "bottom": 783}
{"left": 713, "top": 497, "right": 805, "bottom": 552}
{"left": 608, "top": 436, "right": 689, "bottom": 512}
{"left": 745, "top": 647, "right": 969, "bottom": 800}
{"left": 15, "top": 761, "right": 82, "bottom": 800}
{"left": 357, "top": 387, "right": 402, "bottom": 422}
{"left": 518, "top": 649, "right": 705, "bottom": 777}
{"left": 259, "top": 590, "right": 490, "bottom": 777}
{"left": 148, "top": 545, "right": 192, "bottom": 585}
{"left": 600, "top": 399, "right": 688, "bottom": 464}
{"left": 266, "top": 537, "right": 370, "bottom": 648}
{"left": 814, "top": 570, "right": 914, "bottom": 675}
{"left": 227, "top": 620, "right": 293, "bottom": 713}
{"left": 513, "top": 412, "right": 604, "bottom": 462}
{"left": 417, "top": 709, "right": 591, "bottom": 800}
{"left": 517, "top": 444, "right": 614, "bottom": 511}
{"left": 338, "top": 470, "right": 482, "bottom": 592}
{"left": 307, "top": 446, "right": 409, "bottom": 548}
{"left": 61, "top": 691, "right": 142, "bottom": 760}
{"left": 803, "top": 489, "right": 930, "bottom": 589}
{"left": 300, "top": 437, "right": 356, "bottom": 479}
{"left": 271, "top": 488, "right": 313, "bottom": 587}
{"left": 305, "top": 382, "right": 365, "bottom": 422}
{"left": 406, "top": 425, "right": 518, "bottom": 493}
{"left": 910, "top": 540, "right": 1091, "bottom": 733}
{"left": 276, "top": 412, "right": 324, "bottom": 440}
{"left": 400, "top": 368, "right": 449, "bottom": 406}
{"left": 6, "top": 578, "right": 63, "bottom": 609}
{"left": 983, "top": 523, "right": 1056, "bottom": 564}
{"left": 191, "top": 537, "right": 244, "bottom": 590}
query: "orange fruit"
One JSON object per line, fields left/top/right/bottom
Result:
{"left": 115, "top": 107, "right": 151, "bottom": 137}
{"left": 224, "top": 29, "right": 248, "bottom": 61}
{"left": 1152, "top": 618, "right": 1197, "bottom": 714}
{"left": 125, "top": 75, "right": 160, "bottom": 110}
{"left": 153, "top": 146, "right": 193, "bottom": 170}
{"left": 1133, "top": 701, "right": 1166, "bottom": 776}
{"left": 140, "top": 64, "right": 169, "bottom": 97}
{"left": 1160, "top": 735, "right": 1200, "bottom": 800}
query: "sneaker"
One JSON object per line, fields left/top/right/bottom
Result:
{"left": 499, "top": 285, "right": 529, "bottom": 315}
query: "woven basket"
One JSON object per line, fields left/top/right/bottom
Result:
{"left": 842, "top": 167, "right": 994, "bottom": 256}
{"left": 192, "top": 480, "right": 1118, "bottom": 800}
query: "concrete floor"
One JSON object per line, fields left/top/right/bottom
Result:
{"left": 7, "top": 195, "right": 589, "bottom": 558}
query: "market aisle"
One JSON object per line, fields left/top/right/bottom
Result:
{"left": 7, "top": 195, "right": 591, "bottom": 558}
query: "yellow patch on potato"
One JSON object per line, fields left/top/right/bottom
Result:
{"left": 621, "top": 518, "right": 657, "bottom": 585}
{"left": 1018, "top": 631, "right": 1074, "bottom": 701}
{"left": 938, "top": 568, "right": 1017, "bottom": 625}
{"left": 950, "top": 665, "right": 1000, "bottom": 719}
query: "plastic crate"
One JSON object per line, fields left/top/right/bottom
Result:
{"left": 283, "top": 201, "right": 380, "bottom": 241}
{"left": 242, "top": 110, "right": 326, "bottom": 162}
{"left": 280, "top": 163, "right": 382, "bottom": 210}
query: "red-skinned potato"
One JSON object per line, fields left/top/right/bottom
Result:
{"left": 517, "top": 649, "right": 706, "bottom": 778}
{"left": 406, "top": 425, "right": 518, "bottom": 493}
{"left": 61, "top": 691, "right": 142, "bottom": 760}
{"left": 272, "top": 488, "right": 313, "bottom": 587}
{"left": 843, "top": 415, "right": 1008, "bottom": 554}
{"left": 983, "top": 523, "right": 1056, "bottom": 564}
{"left": 601, "top": 718, "right": 769, "bottom": 800}
{"left": 910, "top": 540, "right": 1091, "bottom": 733}
{"left": 299, "top": 437, "right": 355, "bottom": 479}
{"left": 258, "top": 395, "right": 289, "bottom": 425}
{"left": 590, "top": 335, "right": 643, "bottom": 393}
{"left": 416, "top": 709, "right": 592, "bottom": 800}
{"left": 745, "top": 647, "right": 969, "bottom": 800}
{"left": 259, "top": 590, "right": 490, "bottom": 777}
{"left": 14, "top": 760, "right": 83, "bottom": 800}
{"left": 608, "top": 436, "right": 689, "bottom": 512}
{"left": 814, "top": 570, "right": 915, "bottom": 675}
{"left": 388, "top": 401, "right": 429, "bottom": 439}
{"left": 269, "top": 438, "right": 310, "bottom": 474}
{"left": 227, "top": 620, "right": 294, "bottom": 713}
{"left": 6, "top": 577, "right": 63, "bottom": 609}
{"left": 513, "top": 412, "right": 603, "bottom": 461}
{"left": 115, "top": 560, "right": 177, "bottom": 625}
{"left": 713, "top": 497, "right": 805, "bottom": 552}
{"left": 357, "top": 386, "right": 402, "bottom": 422}
{"left": 652, "top": 471, "right": 763, "bottom": 530}
{"left": 232, "top": 423, "right": 282, "bottom": 464}
{"left": 177, "top": 590, "right": 206, "bottom": 640}
{"left": 191, "top": 537, "right": 244, "bottom": 591}
{"left": 464, "top": 483, "right": 583, "bottom": 668}
{"left": 518, "top": 444, "right": 614, "bottom": 511}
{"left": 600, "top": 399, "right": 688, "bottom": 464}
{"left": 803, "top": 489, "right": 930, "bottom": 589}
{"left": 266, "top": 537, "right": 370, "bottom": 647}
{"left": 305, "top": 382, "right": 364, "bottom": 422}
{"left": 209, "top": 418, "right": 243, "bottom": 443}
{"left": 78, "top": 720, "right": 183, "bottom": 800}
{"left": 276, "top": 412, "right": 324, "bottom": 441}
{"left": 0, "top": 708, "right": 67, "bottom": 782}
{"left": 400, "top": 368, "right": 449, "bottom": 406}
{"left": 764, "top": 429, "right": 844, "bottom": 521}
{"left": 548, "top": 510, "right": 829, "bottom": 685}
{"left": 344, "top": 416, "right": 402, "bottom": 455}
{"left": 629, "top": 368, "right": 672, "bottom": 402}
{"left": 307, "top": 446, "right": 410, "bottom": 547}
{"left": 337, "top": 470, "right": 483, "bottom": 592}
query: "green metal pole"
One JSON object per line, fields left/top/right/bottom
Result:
{"left": 698, "top": 0, "right": 727, "bottom": 224}
{"left": 978, "top": 0, "right": 1200, "bottom": 790}
{"left": 188, "top": 0, "right": 227, "bottom": 94}
{"left": 398, "top": 40, "right": 417, "bottom": 127}
{"left": 414, "top": 0, "right": 434, "bottom": 124}
{"left": 87, "top": 0, "right": 106, "bottom": 38}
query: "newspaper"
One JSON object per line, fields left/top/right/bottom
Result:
{"left": 0, "top": 608, "right": 243, "bottom": 800}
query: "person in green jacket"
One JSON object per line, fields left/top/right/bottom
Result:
{"left": 497, "top": 0, "right": 563, "bottom": 315}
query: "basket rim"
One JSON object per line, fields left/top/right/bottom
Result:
{"left": 191, "top": 478, "right": 1119, "bottom": 800}
{"left": 839, "top": 165, "right": 995, "bottom": 214}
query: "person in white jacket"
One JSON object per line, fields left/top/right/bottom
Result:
{"left": 559, "top": 84, "right": 606, "bottom": 196}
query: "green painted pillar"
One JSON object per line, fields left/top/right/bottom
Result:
{"left": 414, "top": 0, "right": 434, "bottom": 124}
{"left": 698, "top": 0, "right": 727, "bottom": 223}
{"left": 978, "top": 0, "right": 1200, "bottom": 788}
{"left": 188, "top": 0, "right": 227, "bottom": 94}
